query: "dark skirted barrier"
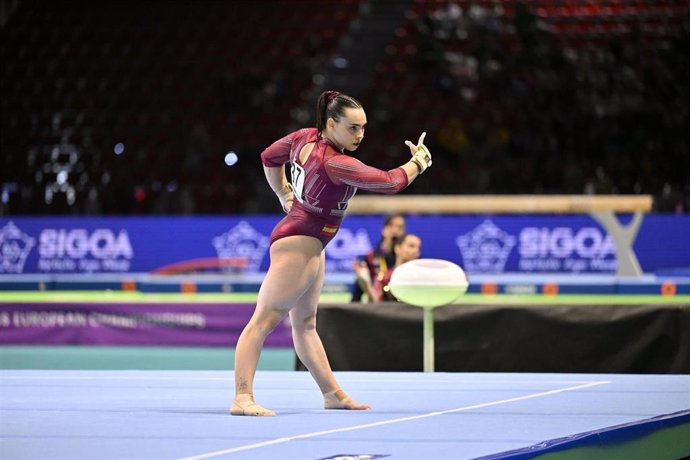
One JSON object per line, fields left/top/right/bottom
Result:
{"left": 303, "top": 302, "right": 690, "bottom": 374}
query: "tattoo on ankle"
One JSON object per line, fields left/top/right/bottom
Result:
{"left": 237, "top": 377, "right": 248, "bottom": 393}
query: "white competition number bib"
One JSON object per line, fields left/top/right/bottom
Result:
{"left": 290, "top": 162, "right": 305, "bottom": 203}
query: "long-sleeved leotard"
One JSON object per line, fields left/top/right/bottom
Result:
{"left": 261, "top": 127, "right": 409, "bottom": 247}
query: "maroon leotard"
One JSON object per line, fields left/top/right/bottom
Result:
{"left": 261, "top": 128, "right": 410, "bottom": 247}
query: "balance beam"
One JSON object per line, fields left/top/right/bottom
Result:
{"left": 348, "top": 195, "right": 653, "bottom": 277}
{"left": 347, "top": 195, "right": 653, "bottom": 214}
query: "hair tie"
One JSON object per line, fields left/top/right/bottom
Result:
{"left": 325, "top": 90, "right": 340, "bottom": 103}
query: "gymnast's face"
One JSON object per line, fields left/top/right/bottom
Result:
{"left": 327, "top": 107, "right": 367, "bottom": 152}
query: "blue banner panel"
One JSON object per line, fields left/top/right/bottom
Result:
{"left": 1, "top": 214, "right": 689, "bottom": 275}
{"left": 398, "top": 214, "right": 690, "bottom": 275}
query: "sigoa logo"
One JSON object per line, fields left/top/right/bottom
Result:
{"left": 456, "top": 220, "right": 516, "bottom": 273}
{"left": 39, "top": 229, "right": 133, "bottom": 259}
{"left": 213, "top": 221, "right": 269, "bottom": 273}
{"left": 0, "top": 221, "right": 36, "bottom": 273}
{"left": 519, "top": 227, "right": 614, "bottom": 259}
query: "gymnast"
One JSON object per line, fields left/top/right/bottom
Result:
{"left": 231, "top": 90, "right": 432, "bottom": 416}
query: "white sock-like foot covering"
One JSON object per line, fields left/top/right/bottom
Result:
{"left": 230, "top": 394, "right": 276, "bottom": 416}
{"left": 323, "top": 389, "right": 351, "bottom": 409}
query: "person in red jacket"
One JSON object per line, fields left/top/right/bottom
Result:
{"left": 357, "top": 233, "right": 422, "bottom": 302}
{"left": 351, "top": 213, "right": 406, "bottom": 302}
{"left": 231, "top": 90, "right": 432, "bottom": 416}
{"left": 378, "top": 233, "right": 423, "bottom": 301}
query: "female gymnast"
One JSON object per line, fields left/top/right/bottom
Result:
{"left": 232, "top": 90, "right": 432, "bottom": 416}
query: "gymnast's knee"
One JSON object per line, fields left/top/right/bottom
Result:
{"left": 292, "top": 313, "right": 317, "bottom": 332}
{"left": 249, "top": 309, "right": 286, "bottom": 336}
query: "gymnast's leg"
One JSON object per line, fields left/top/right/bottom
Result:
{"left": 231, "top": 236, "right": 322, "bottom": 416}
{"left": 290, "top": 251, "right": 371, "bottom": 411}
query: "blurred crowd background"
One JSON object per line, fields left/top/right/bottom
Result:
{"left": 1, "top": 0, "right": 688, "bottom": 216}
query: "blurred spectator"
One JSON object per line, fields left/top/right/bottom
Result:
{"left": 351, "top": 213, "right": 406, "bottom": 303}
{"left": 357, "top": 233, "right": 422, "bottom": 303}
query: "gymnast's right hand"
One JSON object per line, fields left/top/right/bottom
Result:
{"left": 405, "top": 132, "right": 432, "bottom": 174}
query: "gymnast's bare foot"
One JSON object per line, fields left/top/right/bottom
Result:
{"left": 323, "top": 389, "right": 371, "bottom": 410}
{"left": 230, "top": 394, "right": 276, "bottom": 416}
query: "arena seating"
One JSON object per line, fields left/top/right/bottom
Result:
{"left": 364, "top": 0, "right": 689, "bottom": 202}
{"left": 1, "top": 0, "right": 363, "bottom": 214}
{"left": 1, "top": 0, "right": 688, "bottom": 214}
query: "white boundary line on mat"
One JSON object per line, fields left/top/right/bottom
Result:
{"left": 177, "top": 380, "right": 610, "bottom": 460}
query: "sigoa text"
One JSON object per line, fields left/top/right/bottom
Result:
{"left": 519, "top": 227, "right": 615, "bottom": 259}
{"left": 39, "top": 229, "right": 133, "bottom": 259}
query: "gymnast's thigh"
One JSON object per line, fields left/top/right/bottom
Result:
{"left": 256, "top": 235, "right": 324, "bottom": 312}
{"left": 290, "top": 251, "right": 326, "bottom": 324}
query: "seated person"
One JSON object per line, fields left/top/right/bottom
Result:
{"left": 351, "top": 213, "right": 406, "bottom": 302}
{"left": 358, "top": 233, "right": 421, "bottom": 302}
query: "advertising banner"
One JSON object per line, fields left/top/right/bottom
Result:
{"left": 0, "top": 302, "right": 292, "bottom": 347}
{"left": 1, "top": 214, "right": 688, "bottom": 275}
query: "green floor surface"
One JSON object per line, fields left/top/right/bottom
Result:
{"left": 0, "top": 346, "right": 296, "bottom": 371}
{"left": 2, "top": 291, "right": 689, "bottom": 304}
